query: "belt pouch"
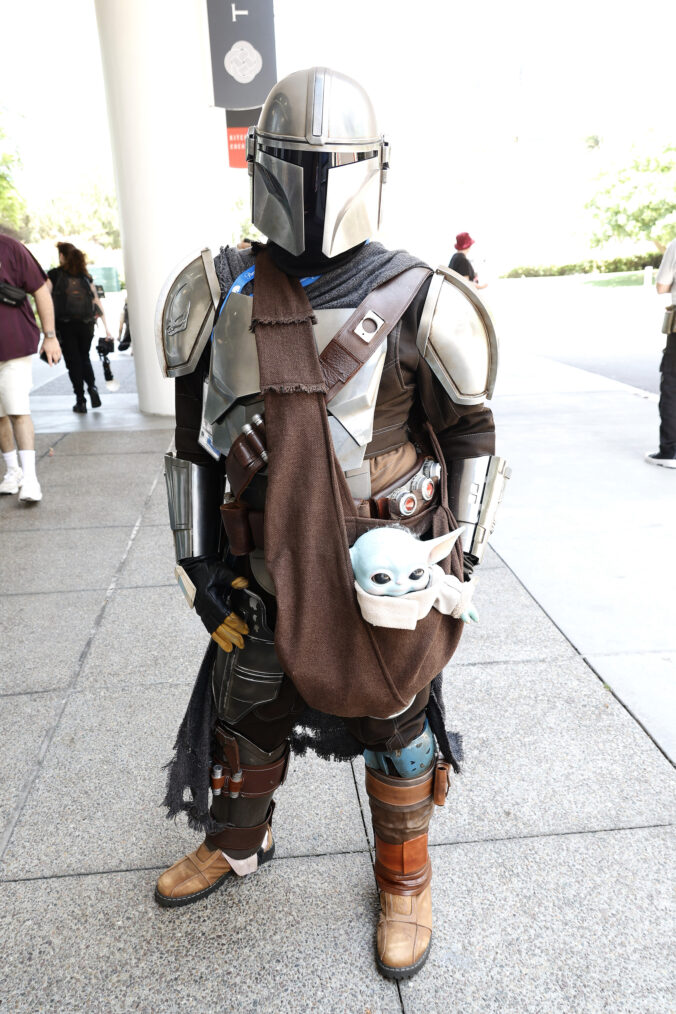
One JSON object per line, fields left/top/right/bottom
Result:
{"left": 220, "top": 501, "right": 254, "bottom": 556}
{"left": 662, "top": 305, "right": 676, "bottom": 335}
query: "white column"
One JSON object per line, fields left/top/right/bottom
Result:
{"left": 94, "top": 0, "right": 229, "bottom": 415}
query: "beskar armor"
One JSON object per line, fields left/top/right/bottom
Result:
{"left": 246, "top": 67, "right": 389, "bottom": 258}
{"left": 448, "top": 455, "right": 511, "bottom": 562}
{"left": 155, "top": 249, "right": 221, "bottom": 379}
{"left": 204, "top": 290, "right": 385, "bottom": 497}
{"left": 164, "top": 455, "right": 224, "bottom": 561}
{"left": 417, "top": 267, "right": 498, "bottom": 406}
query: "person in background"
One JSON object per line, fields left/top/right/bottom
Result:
{"left": 46, "top": 242, "right": 113, "bottom": 413}
{"left": 645, "top": 238, "right": 676, "bottom": 468}
{"left": 118, "top": 298, "right": 131, "bottom": 352}
{"left": 448, "top": 232, "right": 487, "bottom": 290}
{"left": 0, "top": 227, "right": 61, "bottom": 503}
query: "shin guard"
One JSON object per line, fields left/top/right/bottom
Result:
{"left": 206, "top": 725, "right": 289, "bottom": 864}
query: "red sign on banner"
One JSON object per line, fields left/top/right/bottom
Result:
{"left": 225, "top": 108, "right": 261, "bottom": 169}
{"left": 227, "top": 126, "right": 249, "bottom": 169}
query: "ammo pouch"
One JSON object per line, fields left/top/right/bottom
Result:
{"left": 0, "top": 280, "right": 27, "bottom": 307}
{"left": 662, "top": 305, "right": 676, "bottom": 335}
{"left": 251, "top": 249, "right": 465, "bottom": 721}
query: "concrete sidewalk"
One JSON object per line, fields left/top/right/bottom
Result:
{"left": 0, "top": 350, "right": 674, "bottom": 1013}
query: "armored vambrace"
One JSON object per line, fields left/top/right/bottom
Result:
{"left": 448, "top": 455, "right": 511, "bottom": 563}
{"left": 164, "top": 454, "right": 223, "bottom": 561}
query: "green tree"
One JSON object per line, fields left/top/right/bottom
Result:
{"left": 586, "top": 146, "right": 676, "bottom": 252}
{"left": 29, "top": 184, "right": 120, "bottom": 249}
{"left": 0, "top": 125, "right": 27, "bottom": 235}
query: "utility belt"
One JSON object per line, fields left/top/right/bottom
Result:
{"left": 220, "top": 458, "right": 443, "bottom": 556}
{"left": 221, "top": 410, "right": 443, "bottom": 551}
{"left": 354, "top": 456, "right": 442, "bottom": 521}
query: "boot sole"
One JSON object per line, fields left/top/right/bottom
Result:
{"left": 154, "top": 840, "right": 275, "bottom": 909}
{"left": 376, "top": 936, "right": 432, "bottom": 980}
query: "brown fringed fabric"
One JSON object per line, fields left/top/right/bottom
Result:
{"left": 253, "top": 248, "right": 463, "bottom": 720}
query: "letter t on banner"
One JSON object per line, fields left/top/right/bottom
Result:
{"left": 206, "top": 0, "right": 277, "bottom": 168}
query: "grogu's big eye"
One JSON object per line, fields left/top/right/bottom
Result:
{"left": 371, "top": 573, "right": 391, "bottom": 585}
{"left": 409, "top": 568, "right": 425, "bottom": 580}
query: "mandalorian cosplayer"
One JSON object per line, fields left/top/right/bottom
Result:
{"left": 155, "top": 67, "right": 509, "bottom": 980}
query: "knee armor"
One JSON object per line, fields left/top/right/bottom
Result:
{"left": 364, "top": 719, "right": 436, "bottom": 778}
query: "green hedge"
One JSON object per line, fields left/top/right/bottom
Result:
{"left": 502, "top": 252, "right": 663, "bottom": 278}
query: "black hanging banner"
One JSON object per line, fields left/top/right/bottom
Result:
{"left": 206, "top": 0, "right": 277, "bottom": 111}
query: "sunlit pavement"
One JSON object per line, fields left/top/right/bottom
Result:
{"left": 0, "top": 320, "right": 674, "bottom": 1013}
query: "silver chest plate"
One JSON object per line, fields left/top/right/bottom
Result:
{"left": 202, "top": 293, "right": 385, "bottom": 495}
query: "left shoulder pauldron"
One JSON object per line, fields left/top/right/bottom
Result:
{"left": 416, "top": 267, "right": 497, "bottom": 406}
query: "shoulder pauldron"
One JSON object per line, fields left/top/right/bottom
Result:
{"left": 416, "top": 267, "right": 498, "bottom": 405}
{"left": 155, "top": 249, "right": 221, "bottom": 378}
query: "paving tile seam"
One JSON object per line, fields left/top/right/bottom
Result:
{"left": 0, "top": 687, "right": 69, "bottom": 700}
{"left": 2, "top": 824, "right": 673, "bottom": 889}
{"left": 38, "top": 433, "right": 68, "bottom": 459}
{"left": 350, "top": 757, "right": 378, "bottom": 854}
{"left": 582, "top": 656, "right": 676, "bottom": 769}
{"left": 30, "top": 450, "right": 173, "bottom": 458}
{"left": 451, "top": 655, "right": 576, "bottom": 669}
{"left": 1, "top": 586, "right": 111, "bottom": 597}
{"left": 0, "top": 849, "right": 378, "bottom": 885}
{"left": 60, "top": 678, "right": 197, "bottom": 696}
{"left": 0, "top": 472, "right": 163, "bottom": 864}
{"left": 0, "top": 523, "right": 153, "bottom": 534}
{"left": 0, "top": 678, "right": 196, "bottom": 701}
{"left": 428, "top": 821, "right": 675, "bottom": 852}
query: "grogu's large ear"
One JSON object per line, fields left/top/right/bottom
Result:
{"left": 426, "top": 527, "right": 465, "bottom": 565}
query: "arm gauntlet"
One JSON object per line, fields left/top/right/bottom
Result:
{"left": 448, "top": 455, "right": 511, "bottom": 563}
{"left": 164, "top": 454, "right": 224, "bottom": 562}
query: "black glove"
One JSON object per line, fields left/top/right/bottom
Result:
{"left": 180, "top": 555, "right": 249, "bottom": 653}
{"left": 179, "top": 555, "right": 238, "bottom": 634}
{"left": 463, "top": 552, "right": 478, "bottom": 582}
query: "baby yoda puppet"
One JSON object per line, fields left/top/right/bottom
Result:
{"left": 349, "top": 526, "right": 479, "bottom": 630}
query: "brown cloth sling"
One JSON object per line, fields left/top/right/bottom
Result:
{"left": 252, "top": 248, "right": 464, "bottom": 719}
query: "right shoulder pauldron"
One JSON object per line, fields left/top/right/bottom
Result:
{"left": 155, "top": 249, "right": 221, "bottom": 378}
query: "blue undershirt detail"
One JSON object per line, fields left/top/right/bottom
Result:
{"left": 210, "top": 266, "right": 320, "bottom": 342}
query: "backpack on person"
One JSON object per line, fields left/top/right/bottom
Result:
{"left": 52, "top": 270, "right": 95, "bottom": 321}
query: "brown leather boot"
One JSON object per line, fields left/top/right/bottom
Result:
{"left": 155, "top": 824, "right": 274, "bottom": 908}
{"left": 156, "top": 729, "right": 289, "bottom": 909}
{"left": 366, "top": 760, "right": 449, "bottom": 979}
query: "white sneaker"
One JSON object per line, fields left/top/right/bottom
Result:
{"left": 0, "top": 466, "right": 23, "bottom": 495}
{"left": 18, "top": 476, "right": 42, "bottom": 502}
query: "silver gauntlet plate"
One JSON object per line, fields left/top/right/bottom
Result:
{"left": 448, "top": 455, "right": 511, "bottom": 561}
{"left": 417, "top": 268, "right": 498, "bottom": 406}
{"left": 164, "top": 454, "right": 223, "bottom": 561}
{"left": 155, "top": 249, "right": 221, "bottom": 378}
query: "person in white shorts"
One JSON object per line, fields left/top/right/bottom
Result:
{"left": 0, "top": 230, "right": 61, "bottom": 502}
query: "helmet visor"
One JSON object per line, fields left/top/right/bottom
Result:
{"left": 258, "top": 146, "right": 378, "bottom": 255}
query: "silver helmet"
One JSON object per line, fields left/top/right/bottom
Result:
{"left": 246, "top": 67, "right": 389, "bottom": 258}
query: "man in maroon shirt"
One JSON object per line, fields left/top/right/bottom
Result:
{"left": 0, "top": 230, "right": 61, "bottom": 502}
